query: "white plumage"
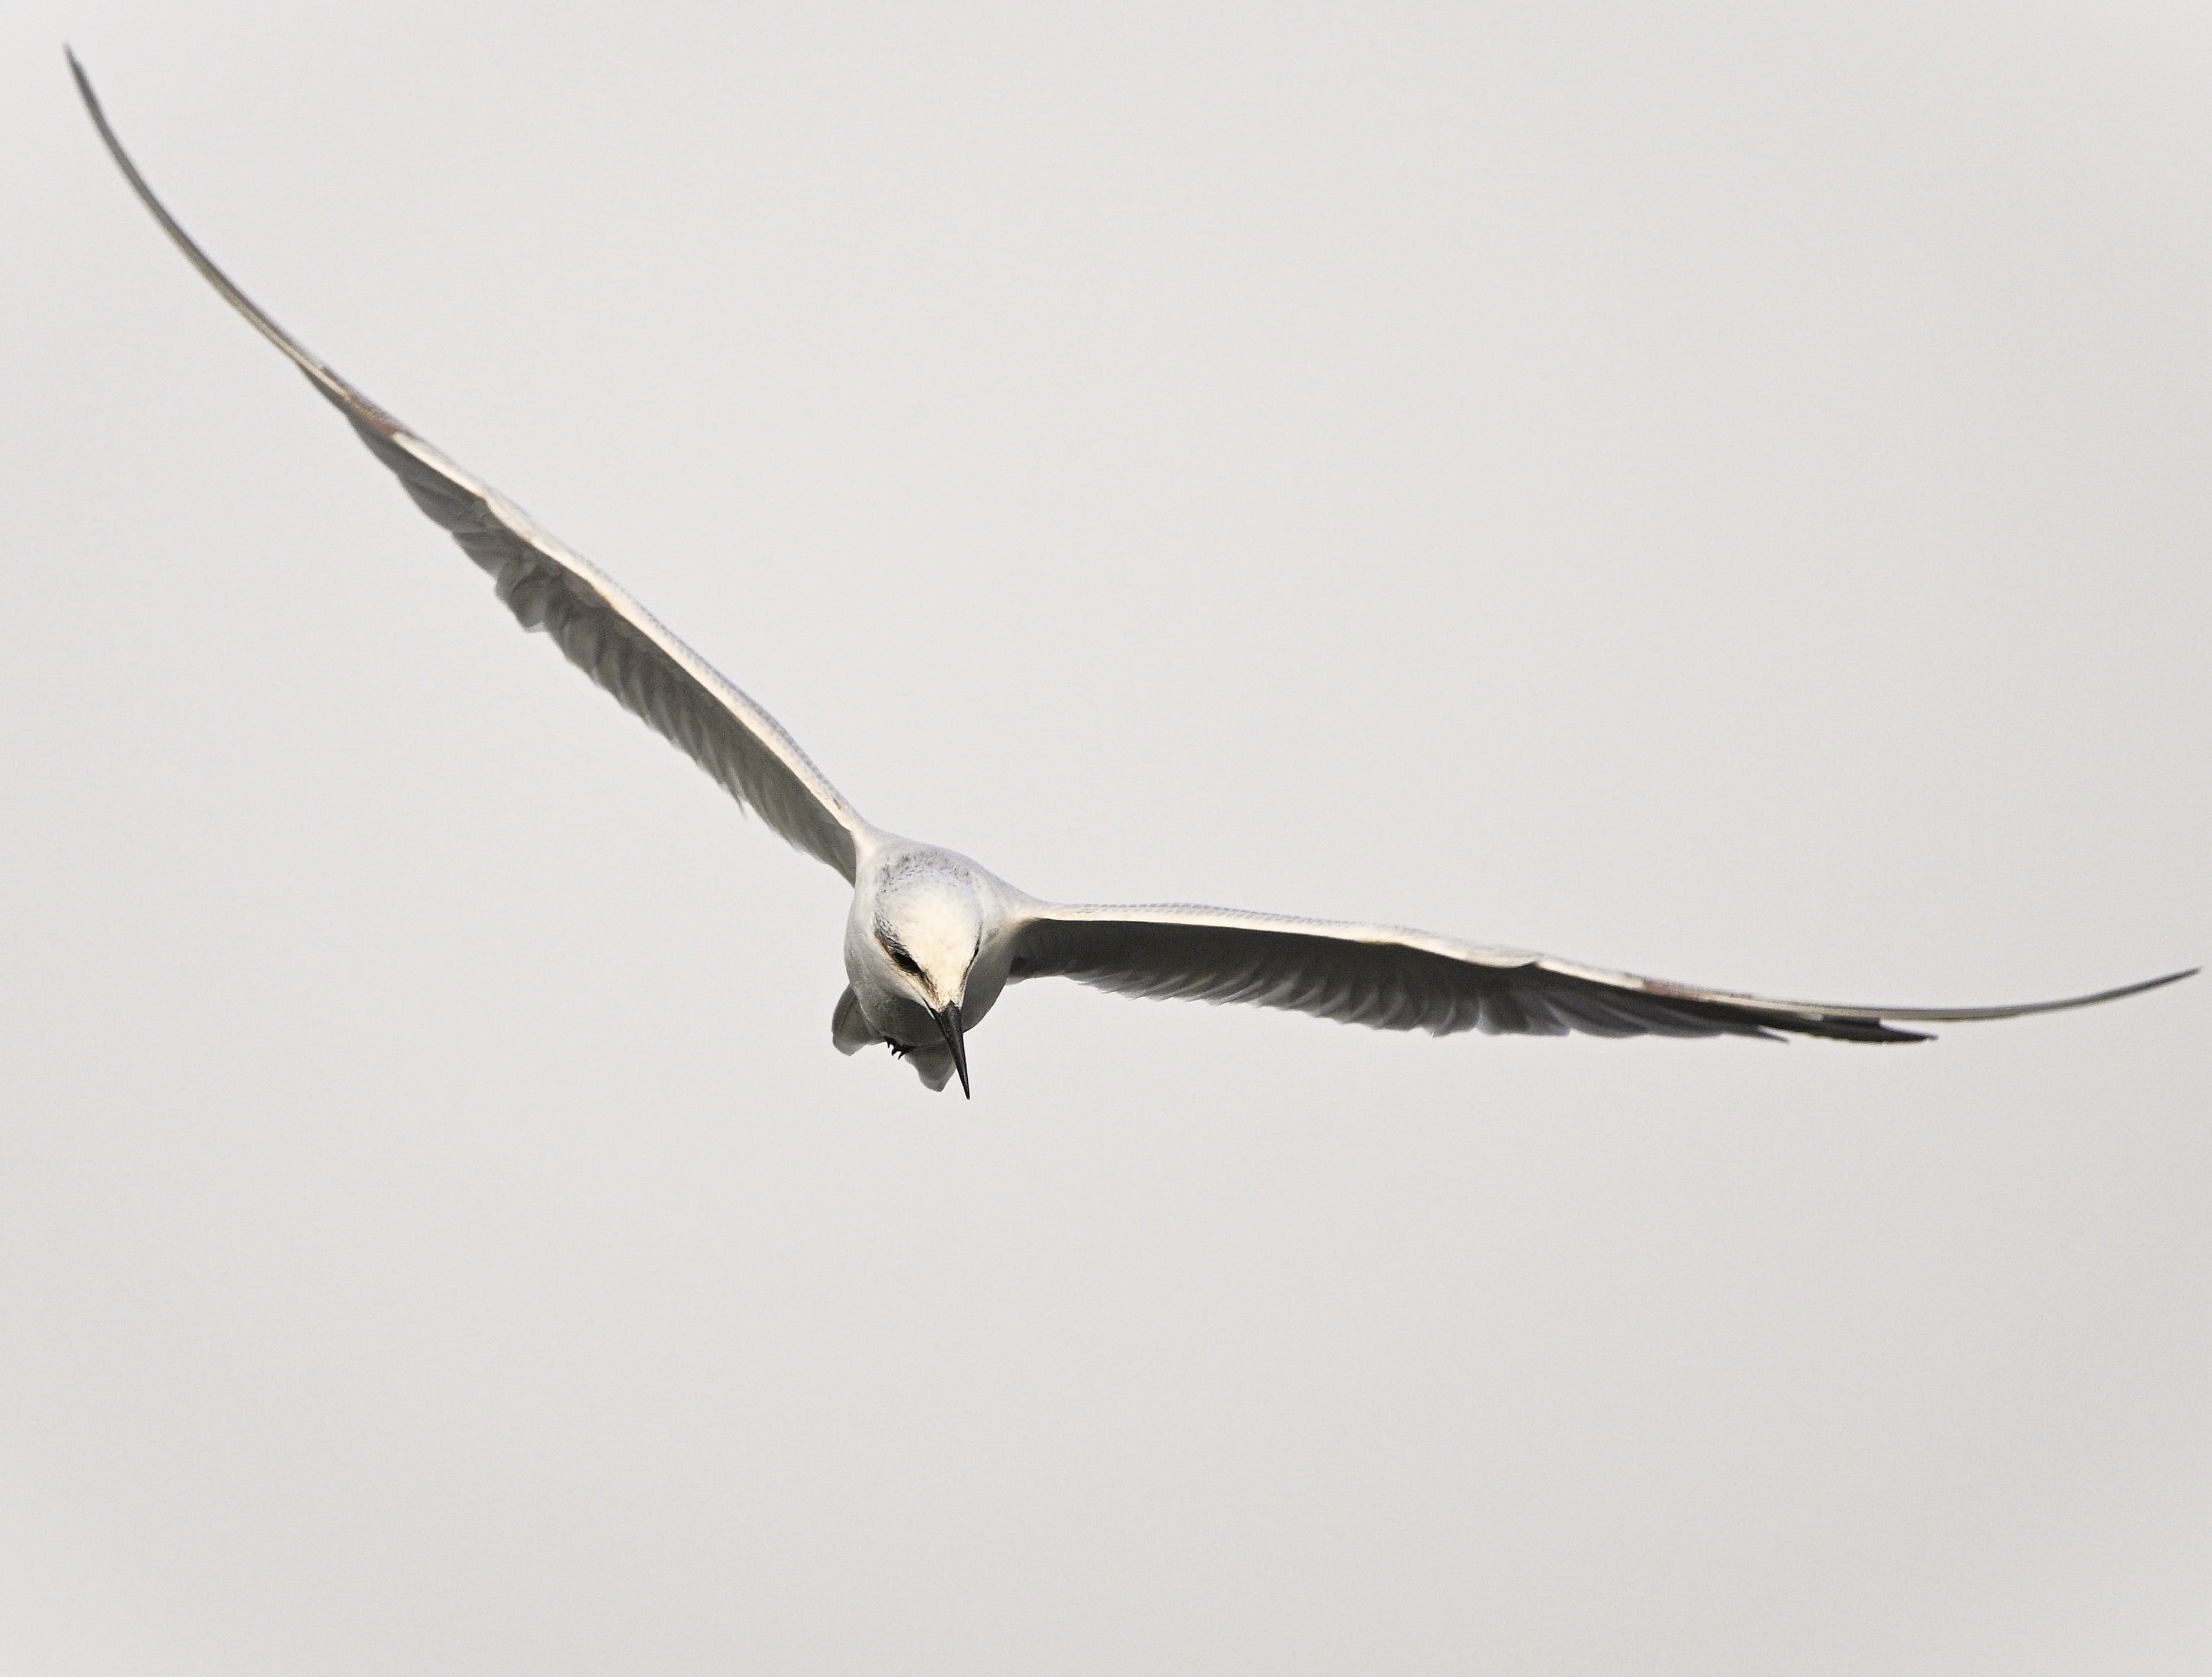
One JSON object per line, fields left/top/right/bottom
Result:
{"left": 73, "top": 55, "right": 2190, "bottom": 1097}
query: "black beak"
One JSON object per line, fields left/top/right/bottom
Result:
{"left": 932, "top": 1002, "right": 971, "bottom": 1100}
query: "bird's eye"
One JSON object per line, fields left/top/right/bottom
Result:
{"left": 883, "top": 940, "right": 921, "bottom": 975}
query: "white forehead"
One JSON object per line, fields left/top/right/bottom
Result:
{"left": 875, "top": 865, "right": 983, "bottom": 975}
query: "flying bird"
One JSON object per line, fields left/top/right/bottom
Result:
{"left": 72, "top": 55, "right": 2191, "bottom": 1097}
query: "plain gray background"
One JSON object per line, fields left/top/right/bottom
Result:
{"left": 4, "top": 2, "right": 2207, "bottom": 1672}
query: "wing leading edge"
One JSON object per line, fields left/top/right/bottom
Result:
{"left": 72, "top": 52, "right": 870, "bottom": 880}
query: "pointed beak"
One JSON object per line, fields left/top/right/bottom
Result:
{"left": 932, "top": 1002, "right": 971, "bottom": 1100}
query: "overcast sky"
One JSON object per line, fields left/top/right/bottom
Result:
{"left": 4, "top": 2, "right": 2208, "bottom": 1673}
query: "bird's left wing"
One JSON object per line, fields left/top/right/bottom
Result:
{"left": 1010, "top": 902, "right": 2192, "bottom": 1042}
{"left": 72, "top": 55, "right": 871, "bottom": 880}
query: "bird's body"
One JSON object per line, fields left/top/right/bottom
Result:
{"left": 842, "top": 843, "right": 1018, "bottom": 1093}
{"left": 71, "top": 55, "right": 2191, "bottom": 1097}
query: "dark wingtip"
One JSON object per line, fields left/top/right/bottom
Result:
{"left": 1855, "top": 965, "right": 2197, "bottom": 1029}
{"left": 2040, "top": 966, "right": 2197, "bottom": 1012}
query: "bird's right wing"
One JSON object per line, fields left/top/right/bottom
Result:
{"left": 1010, "top": 902, "right": 2193, "bottom": 1042}
{"left": 73, "top": 54, "right": 871, "bottom": 880}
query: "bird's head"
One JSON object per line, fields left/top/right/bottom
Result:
{"left": 873, "top": 871, "right": 983, "bottom": 1097}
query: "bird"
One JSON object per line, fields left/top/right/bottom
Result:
{"left": 72, "top": 54, "right": 2191, "bottom": 1098}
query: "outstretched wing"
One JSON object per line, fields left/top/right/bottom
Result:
{"left": 72, "top": 54, "right": 871, "bottom": 880}
{"left": 1010, "top": 903, "right": 2192, "bottom": 1042}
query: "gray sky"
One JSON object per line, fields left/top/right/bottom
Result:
{"left": 4, "top": 2, "right": 2207, "bottom": 1672}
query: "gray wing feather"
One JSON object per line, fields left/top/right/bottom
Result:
{"left": 1011, "top": 903, "right": 2193, "bottom": 1044}
{"left": 73, "top": 54, "right": 867, "bottom": 880}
